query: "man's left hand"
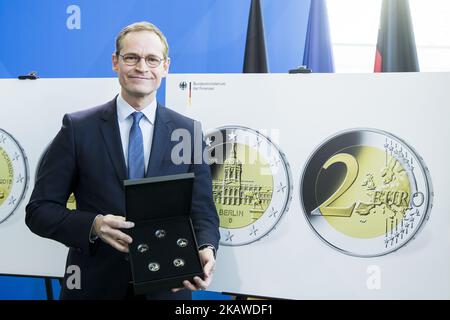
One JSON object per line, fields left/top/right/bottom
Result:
{"left": 171, "top": 247, "right": 215, "bottom": 292}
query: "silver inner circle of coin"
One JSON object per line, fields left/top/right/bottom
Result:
{"left": 137, "top": 244, "right": 149, "bottom": 253}
{"left": 148, "top": 262, "right": 160, "bottom": 272}
{"left": 177, "top": 238, "right": 188, "bottom": 247}
{"left": 173, "top": 258, "right": 185, "bottom": 267}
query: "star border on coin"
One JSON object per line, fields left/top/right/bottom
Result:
{"left": 0, "top": 129, "right": 29, "bottom": 224}
{"left": 206, "top": 125, "right": 293, "bottom": 246}
{"left": 299, "top": 128, "right": 433, "bottom": 257}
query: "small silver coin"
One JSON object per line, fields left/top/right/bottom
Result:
{"left": 177, "top": 238, "right": 188, "bottom": 247}
{"left": 173, "top": 258, "right": 185, "bottom": 268}
{"left": 155, "top": 229, "right": 166, "bottom": 238}
{"left": 137, "top": 244, "right": 149, "bottom": 253}
{"left": 148, "top": 262, "right": 160, "bottom": 272}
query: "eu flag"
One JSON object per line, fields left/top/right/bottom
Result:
{"left": 302, "top": 0, "right": 335, "bottom": 73}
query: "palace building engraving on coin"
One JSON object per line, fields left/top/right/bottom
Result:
{"left": 0, "top": 129, "right": 29, "bottom": 224}
{"left": 300, "top": 128, "right": 433, "bottom": 257}
{"left": 206, "top": 125, "right": 292, "bottom": 246}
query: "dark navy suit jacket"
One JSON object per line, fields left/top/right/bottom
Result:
{"left": 26, "top": 97, "right": 220, "bottom": 299}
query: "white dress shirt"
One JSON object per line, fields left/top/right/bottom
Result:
{"left": 116, "top": 94, "right": 157, "bottom": 174}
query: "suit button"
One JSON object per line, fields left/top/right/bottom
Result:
{"left": 124, "top": 254, "right": 129, "bottom": 262}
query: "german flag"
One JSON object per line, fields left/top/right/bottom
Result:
{"left": 374, "top": 0, "right": 419, "bottom": 72}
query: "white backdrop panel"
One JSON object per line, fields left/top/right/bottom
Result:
{"left": 166, "top": 73, "right": 450, "bottom": 299}
{"left": 0, "top": 78, "right": 120, "bottom": 278}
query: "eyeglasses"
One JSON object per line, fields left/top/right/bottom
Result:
{"left": 118, "top": 53, "right": 165, "bottom": 68}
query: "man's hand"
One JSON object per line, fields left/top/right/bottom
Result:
{"left": 171, "top": 247, "right": 216, "bottom": 293}
{"left": 92, "top": 214, "right": 134, "bottom": 253}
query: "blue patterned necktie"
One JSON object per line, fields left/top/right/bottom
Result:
{"left": 128, "top": 112, "right": 145, "bottom": 179}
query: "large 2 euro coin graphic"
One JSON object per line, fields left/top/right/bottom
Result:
{"left": 206, "top": 126, "right": 292, "bottom": 246}
{"left": 300, "top": 129, "right": 433, "bottom": 257}
{"left": 0, "top": 129, "right": 29, "bottom": 224}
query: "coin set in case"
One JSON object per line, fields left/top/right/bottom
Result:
{"left": 136, "top": 231, "right": 189, "bottom": 272}
{"left": 124, "top": 173, "right": 204, "bottom": 295}
{"left": 127, "top": 216, "right": 204, "bottom": 295}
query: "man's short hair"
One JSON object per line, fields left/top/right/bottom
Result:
{"left": 115, "top": 21, "right": 169, "bottom": 59}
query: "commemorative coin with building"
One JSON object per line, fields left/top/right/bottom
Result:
{"left": 0, "top": 129, "right": 29, "bottom": 224}
{"left": 205, "top": 126, "right": 292, "bottom": 246}
{"left": 300, "top": 128, "right": 433, "bottom": 257}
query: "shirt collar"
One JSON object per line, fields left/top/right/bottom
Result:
{"left": 116, "top": 94, "right": 157, "bottom": 125}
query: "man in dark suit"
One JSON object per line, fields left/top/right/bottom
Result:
{"left": 25, "top": 21, "right": 220, "bottom": 299}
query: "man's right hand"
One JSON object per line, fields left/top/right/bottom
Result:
{"left": 92, "top": 214, "right": 134, "bottom": 253}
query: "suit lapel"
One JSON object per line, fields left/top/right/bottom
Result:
{"left": 99, "top": 98, "right": 128, "bottom": 183}
{"left": 146, "top": 103, "right": 171, "bottom": 177}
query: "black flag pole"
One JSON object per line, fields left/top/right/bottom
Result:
{"left": 243, "top": 0, "right": 269, "bottom": 73}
